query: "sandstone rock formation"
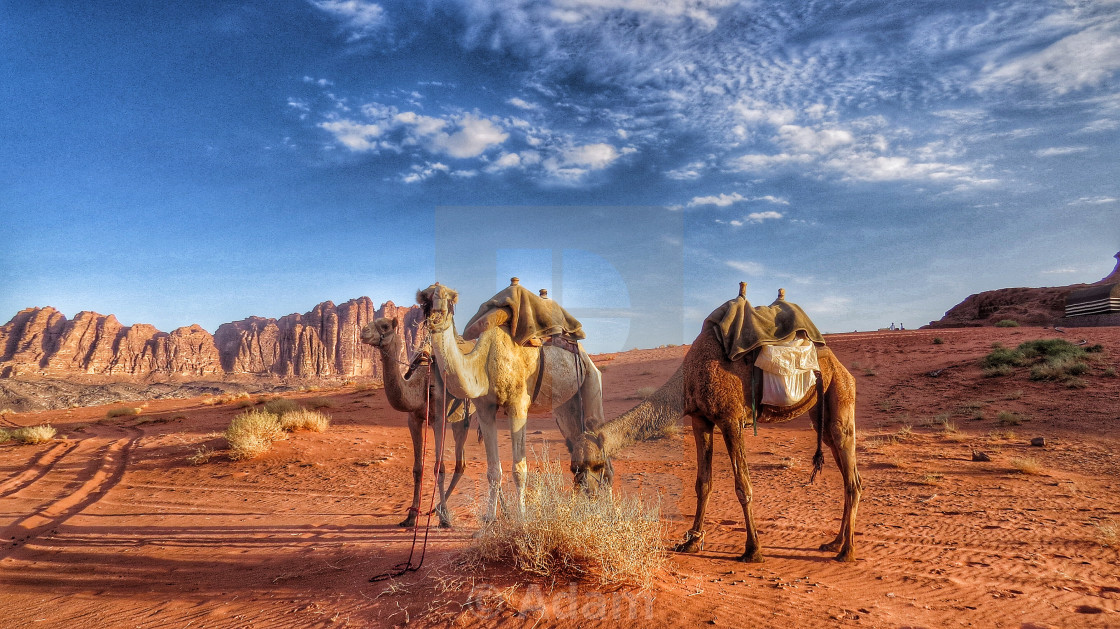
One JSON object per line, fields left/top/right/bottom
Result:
{"left": 925, "top": 251, "right": 1120, "bottom": 328}
{"left": 0, "top": 297, "right": 424, "bottom": 380}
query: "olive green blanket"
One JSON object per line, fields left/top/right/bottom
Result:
{"left": 704, "top": 295, "right": 825, "bottom": 362}
{"left": 463, "top": 284, "right": 585, "bottom": 345}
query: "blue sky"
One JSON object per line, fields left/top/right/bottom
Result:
{"left": 2, "top": 1, "right": 1118, "bottom": 352}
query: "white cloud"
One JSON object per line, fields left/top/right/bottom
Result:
{"left": 431, "top": 114, "right": 509, "bottom": 158}
{"left": 725, "top": 260, "right": 766, "bottom": 275}
{"left": 974, "top": 24, "right": 1120, "bottom": 95}
{"left": 561, "top": 143, "right": 619, "bottom": 169}
{"left": 321, "top": 106, "right": 508, "bottom": 159}
{"left": 777, "top": 125, "right": 854, "bottom": 153}
{"left": 507, "top": 97, "right": 538, "bottom": 110}
{"left": 1068, "top": 196, "right": 1117, "bottom": 205}
{"left": 688, "top": 192, "right": 744, "bottom": 207}
{"left": 402, "top": 162, "right": 449, "bottom": 183}
{"left": 1033, "top": 146, "right": 1088, "bottom": 157}
{"left": 746, "top": 211, "right": 782, "bottom": 223}
{"left": 318, "top": 119, "right": 382, "bottom": 151}
{"left": 755, "top": 195, "right": 789, "bottom": 205}
{"left": 310, "top": 0, "right": 386, "bottom": 41}
{"left": 666, "top": 161, "right": 705, "bottom": 180}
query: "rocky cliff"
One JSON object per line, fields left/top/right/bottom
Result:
{"left": 0, "top": 297, "right": 425, "bottom": 380}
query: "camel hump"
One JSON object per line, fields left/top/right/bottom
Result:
{"left": 704, "top": 294, "right": 826, "bottom": 362}
{"left": 462, "top": 284, "right": 586, "bottom": 345}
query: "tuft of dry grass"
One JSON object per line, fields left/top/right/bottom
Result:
{"left": 279, "top": 408, "right": 331, "bottom": 432}
{"left": 305, "top": 397, "right": 337, "bottom": 410}
{"left": 630, "top": 386, "right": 658, "bottom": 400}
{"left": 11, "top": 424, "right": 57, "bottom": 445}
{"left": 188, "top": 445, "right": 217, "bottom": 465}
{"left": 224, "top": 410, "right": 286, "bottom": 460}
{"left": 916, "top": 473, "right": 943, "bottom": 486}
{"left": 0, "top": 428, "right": 10, "bottom": 444}
{"left": 996, "top": 410, "right": 1025, "bottom": 426}
{"left": 0, "top": 407, "right": 15, "bottom": 417}
{"left": 778, "top": 455, "right": 800, "bottom": 470}
{"left": 1008, "top": 456, "right": 1043, "bottom": 475}
{"left": 263, "top": 397, "right": 300, "bottom": 416}
{"left": 106, "top": 406, "right": 140, "bottom": 418}
{"left": 895, "top": 424, "right": 914, "bottom": 440}
{"left": 463, "top": 455, "right": 664, "bottom": 588}
{"left": 988, "top": 429, "right": 1017, "bottom": 441}
{"left": 1095, "top": 521, "right": 1118, "bottom": 548}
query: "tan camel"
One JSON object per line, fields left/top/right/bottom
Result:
{"left": 416, "top": 283, "right": 607, "bottom": 520}
{"left": 360, "top": 317, "right": 470, "bottom": 528}
{"left": 573, "top": 294, "right": 862, "bottom": 563}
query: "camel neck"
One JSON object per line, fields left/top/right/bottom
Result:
{"left": 596, "top": 365, "right": 686, "bottom": 458}
{"left": 429, "top": 321, "right": 490, "bottom": 400}
{"left": 379, "top": 334, "right": 424, "bottom": 412}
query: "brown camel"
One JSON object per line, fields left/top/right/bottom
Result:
{"left": 573, "top": 291, "right": 862, "bottom": 563}
{"left": 360, "top": 317, "right": 470, "bottom": 528}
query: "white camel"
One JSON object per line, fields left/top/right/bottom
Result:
{"left": 416, "top": 283, "right": 607, "bottom": 520}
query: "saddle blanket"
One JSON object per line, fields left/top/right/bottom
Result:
{"left": 756, "top": 337, "right": 819, "bottom": 407}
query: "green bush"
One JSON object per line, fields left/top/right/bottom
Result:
{"left": 994, "top": 319, "right": 1020, "bottom": 327}
{"left": 932, "top": 337, "right": 944, "bottom": 345}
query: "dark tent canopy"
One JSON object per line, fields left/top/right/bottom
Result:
{"left": 1065, "top": 283, "right": 1120, "bottom": 317}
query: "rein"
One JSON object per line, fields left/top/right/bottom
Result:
{"left": 370, "top": 337, "right": 451, "bottom": 583}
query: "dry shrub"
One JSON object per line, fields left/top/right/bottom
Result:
{"left": 305, "top": 397, "right": 337, "bottom": 410}
{"left": 1008, "top": 456, "right": 1043, "bottom": 475}
{"left": 188, "top": 445, "right": 217, "bottom": 465}
{"left": 12, "top": 424, "right": 57, "bottom": 445}
{"left": 630, "top": 386, "right": 658, "bottom": 400}
{"left": 224, "top": 410, "right": 286, "bottom": 460}
{"left": 779, "top": 455, "right": 800, "bottom": 469}
{"left": 997, "top": 410, "right": 1025, "bottom": 426}
{"left": 0, "top": 408, "right": 15, "bottom": 417}
{"left": 106, "top": 406, "right": 140, "bottom": 418}
{"left": 0, "top": 428, "right": 11, "bottom": 444}
{"left": 463, "top": 456, "right": 664, "bottom": 588}
{"left": 263, "top": 397, "right": 300, "bottom": 416}
{"left": 279, "top": 408, "right": 330, "bottom": 432}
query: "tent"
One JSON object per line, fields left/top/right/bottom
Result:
{"left": 1065, "top": 282, "right": 1120, "bottom": 317}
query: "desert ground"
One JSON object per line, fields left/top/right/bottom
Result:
{"left": 1, "top": 326, "right": 1118, "bottom": 628}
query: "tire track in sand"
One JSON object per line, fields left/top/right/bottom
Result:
{"left": 0, "top": 427, "right": 141, "bottom": 557}
{"left": 0, "top": 441, "right": 81, "bottom": 498}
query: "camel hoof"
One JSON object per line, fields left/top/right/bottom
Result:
{"left": 398, "top": 517, "right": 416, "bottom": 528}
{"left": 674, "top": 539, "right": 703, "bottom": 554}
{"left": 736, "top": 551, "right": 764, "bottom": 564}
{"left": 438, "top": 518, "right": 453, "bottom": 529}
{"left": 819, "top": 541, "right": 842, "bottom": 552}
{"left": 833, "top": 550, "right": 856, "bottom": 563}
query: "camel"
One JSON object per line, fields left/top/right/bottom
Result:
{"left": 360, "top": 317, "right": 470, "bottom": 528}
{"left": 573, "top": 289, "right": 862, "bottom": 563}
{"left": 416, "top": 283, "right": 607, "bottom": 520}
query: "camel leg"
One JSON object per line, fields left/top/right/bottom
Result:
{"left": 819, "top": 390, "right": 861, "bottom": 562}
{"left": 721, "top": 419, "right": 763, "bottom": 562}
{"left": 400, "top": 413, "right": 424, "bottom": 528}
{"left": 476, "top": 401, "right": 503, "bottom": 522}
{"left": 444, "top": 417, "right": 469, "bottom": 504}
{"left": 675, "top": 416, "right": 714, "bottom": 553}
{"left": 430, "top": 411, "right": 453, "bottom": 528}
{"left": 508, "top": 394, "right": 531, "bottom": 513}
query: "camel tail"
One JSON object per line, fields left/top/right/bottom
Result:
{"left": 599, "top": 364, "right": 686, "bottom": 456}
{"left": 809, "top": 370, "right": 825, "bottom": 483}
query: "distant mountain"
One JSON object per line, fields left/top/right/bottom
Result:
{"left": 0, "top": 298, "right": 425, "bottom": 380}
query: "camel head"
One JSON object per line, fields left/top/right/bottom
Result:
{"left": 570, "top": 431, "right": 613, "bottom": 493}
{"left": 417, "top": 283, "right": 458, "bottom": 333}
{"left": 360, "top": 317, "right": 398, "bottom": 350}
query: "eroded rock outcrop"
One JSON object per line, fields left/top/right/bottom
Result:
{"left": 0, "top": 297, "right": 424, "bottom": 380}
{"left": 925, "top": 251, "right": 1120, "bottom": 328}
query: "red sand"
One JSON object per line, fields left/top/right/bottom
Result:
{"left": 2, "top": 327, "right": 1119, "bottom": 628}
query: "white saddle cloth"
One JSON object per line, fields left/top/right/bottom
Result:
{"left": 755, "top": 337, "right": 819, "bottom": 407}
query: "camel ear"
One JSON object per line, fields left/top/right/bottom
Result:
{"left": 447, "top": 289, "right": 459, "bottom": 305}
{"left": 390, "top": 317, "right": 399, "bottom": 330}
